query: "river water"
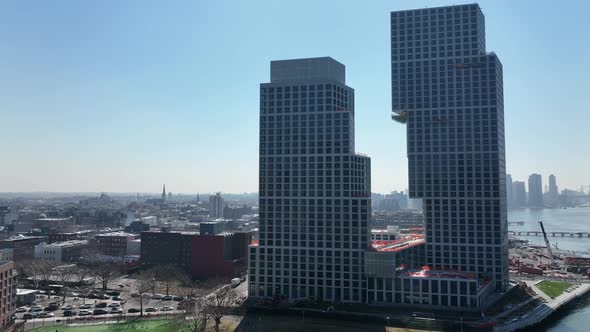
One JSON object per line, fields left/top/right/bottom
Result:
{"left": 508, "top": 207, "right": 590, "bottom": 332}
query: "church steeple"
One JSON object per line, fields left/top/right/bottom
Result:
{"left": 162, "top": 184, "right": 166, "bottom": 200}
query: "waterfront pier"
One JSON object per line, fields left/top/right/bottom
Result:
{"left": 493, "top": 282, "right": 590, "bottom": 331}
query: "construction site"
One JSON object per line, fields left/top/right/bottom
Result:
{"left": 508, "top": 221, "right": 590, "bottom": 281}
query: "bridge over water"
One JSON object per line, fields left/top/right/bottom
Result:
{"left": 508, "top": 230, "right": 590, "bottom": 238}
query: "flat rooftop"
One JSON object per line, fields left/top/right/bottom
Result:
{"left": 1, "top": 235, "right": 46, "bottom": 242}
{"left": 39, "top": 240, "right": 88, "bottom": 248}
{"left": 404, "top": 268, "right": 477, "bottom": 280}
{"left": 270, "top": 57, "right": 345, "bottom": 84}
{"left": 35, "top": 217, "right": 74, "bottom": 222}
{"left": 370, "top": 235, "right": 424, "bottom": 253}
{"left": 96, "top": 231, "right": 135, "bottom": 237}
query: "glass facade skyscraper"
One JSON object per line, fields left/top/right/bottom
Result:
{"left": 391, "top": 4, "right": 509, "bottom": 291}
{"left": 249, "top": 57, "right": 371, "bottom": 303}
{"left": 528, "top": 173, "right": 543, "bottom": 208}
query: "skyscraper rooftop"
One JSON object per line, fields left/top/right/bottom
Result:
{"left": 270, "top": 57, "right": 345, "bottom": 84}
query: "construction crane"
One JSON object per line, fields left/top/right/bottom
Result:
{"left": 538, "top": 221, "right": 556, "bottom": 266}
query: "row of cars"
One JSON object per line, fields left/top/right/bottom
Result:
{"left": 17, "top": 301, "right": 125, "bottom": 320}
{"left": 76, "top": 290, "right": 123, "bottom": 301}
{"left": 130, "top": 293, "right": 184, "bottom": 301}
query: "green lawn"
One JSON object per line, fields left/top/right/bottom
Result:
{"left": 31, "top": 320, "right": 177, "bottom": 332}
{"left": 536, "top": 280, "right": 572, "bottom": 298}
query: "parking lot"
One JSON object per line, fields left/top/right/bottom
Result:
{"left": 15, "top": 289, "right": 184, "bottom": 323}
{"left": 15, "top": 275, "right": 248, "bottom": 325}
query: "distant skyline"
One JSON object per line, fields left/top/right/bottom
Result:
{"left": 1, "top": 0, "right": 589, "bottom": 193}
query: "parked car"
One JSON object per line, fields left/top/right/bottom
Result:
{"left": 127, "top": 308, "right": 140, "bottom": 313}
{"left": 172, "top": 296, "right": 184, "bottom": 301}
{"left": 106, "top": 290, "right": 120, "bottom": 296}
{"left": 63, "top": 310, "right": 77, "bottom": 317}
{"left": 98, "top": 294, "right": 110, "bottom": 300}
{"left": 62, "top": 305, "right": 74, "bottom": 311}
{"left": 78, "top": 310, "right": 92, "bottom": 316}
{"left": 31, "top": 307, "right": 43, "bottom": 313}
{"left": 108, "top": 303, "right": 120, "bottom": 308}
{"left": 145, "top": 307, "right": 158, "bottom": 313}
{"left": 112, "top": 296, "right": 123, "bottom": 301}
{"left": 79, "top": 304, "right": 92, "bottom": 309}
{"left": 109, "top": 308, "right": 123, "bottom": 314}
{"left": 39, "top": 312, "right": 54, "bottom": 318}
{"left": 93, "top": 309, "right": 109, "bottom": 315}
{"left": 95, "top": 302, "right": 108, "bottom": 308}
{"left": 23, "top": 313, "right": 39, "bottom": 320}
{"left": 43, "top": 306, "right": 58, "bottom": 312}
{"left": 162, "top": 295, "right": 173, "bottom": 301}
{"left": 161, "top": 306, "right": 173, "bottom": 311}
{"left": 151, "top": 294, "right": 164, "bottom": 300}
{"left": 16, "top": 307, "right": 27, "bottom": 313}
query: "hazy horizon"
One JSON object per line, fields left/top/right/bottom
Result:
{"left": 1, "top": 0, "right": 588, "bottom": 193}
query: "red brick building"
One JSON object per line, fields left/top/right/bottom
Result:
{"left": 95, "top": 232, "right": 137, "bottom": 256}
{"left": 140, "top": 230, "right": 252, "bottom": 279}
{"left": 190, "top": 232, "right": 251, "bottom": 279}
{"left": 0, "top": 261, "right": 16, "bottom": 329}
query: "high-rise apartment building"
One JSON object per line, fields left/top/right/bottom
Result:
{"left": 547, "top": 174, "right": 559, "bottom": 208}
{"left": 390, "top": 3, "right": 508, "bottom": 306}
{"left": 513, "top": 181, "right": 527, "bottom": 207}
{"left": 506, "top": 174, "right": 514, "bottom": 208}
{"left": 209, "top": 193, "right": 224, "bottom": 219}
{"left": 528, "top": 174, "right": 543, "bottom": 207}
{"left": 249, "top": 57, "right": 371, "bottom": 303}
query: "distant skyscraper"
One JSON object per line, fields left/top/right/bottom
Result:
{"left": 209, "top": 193, "right": 224, "bottom": 219}
{"left": 528, "top": 174, "right": 543, "bottom": 207}
{"left": 249, "top": 57, "right": 371, "bottom": 303}
{"left": 392, "top": 3, "right": 508, "bottom": 296}
{"left": 506, "top": 174, "right": 514, "bottom": 208}
{"left": 161, "top": 184, "right": 166, "bottom": 201}
{"left": 547, "top": 174, "right": 559, "bottom": 208}
{"left": 513, "top": 181, "right": 527, "bottom": 207}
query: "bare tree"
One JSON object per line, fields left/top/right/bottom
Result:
{"left": 204, "top": 286, "right": 236, "bottom": 332}
{"left": 15, "top": 260, "right": 46, "bottom": 289}
{"left": 135, "top": 278, "right": 152, "bottom": 317}
{"left": 177, "top": 297, "right": 208, "bottom": 332}
{"left": 55, "top": 265, "right": 76, "bottom": 303}
{"left": 142, "top": 269, "right": 159, "bottom": 295}
{"left": 148, "top": 264, "right": 187, "bottom": 296}
{"left": 177, "top": 273, "right": 199, "bottom": 299}
{"left": 38, "top": 260, "right": 58, "bottom": 295}
{"left": 72, "top": 267, "right": 90, "bottom": 286}
{"left": 91, "top": 262, "right": 122, "bottom": 290}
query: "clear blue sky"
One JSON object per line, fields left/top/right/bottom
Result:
{"left": 1, "top": 0, "right": 588, "bottom": 194}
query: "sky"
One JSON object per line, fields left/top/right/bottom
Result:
{"left": 0, "top": 0, "right": 589, "bottom": 194}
